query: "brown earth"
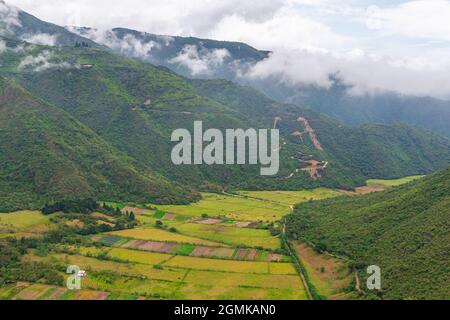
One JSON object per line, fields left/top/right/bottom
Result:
{"left": 190, "top": 246, "right": 215, "bottom": 257}
{"left": 301, "top": 160, "right": 328, "bottom": 180}
{"left": 294, "top": 242, "right": 352, "bottom": 299}
{"left": 297, "top": 117, "right": 324, "bottom": 151}
{"left": 196, "top": 218, "right": 223, "bottom": 225}
{"left": 212, "top": 248, "right": 235, "bottom": 259}
{"left": 265, "top": 253, "right": 283, "bottom": 262}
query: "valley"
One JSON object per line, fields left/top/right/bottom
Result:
{"left": 0, "top": 1, "right": 449, "bottom": 303}
{"left": 0, "top": 177, "right": 421, "bottom": 300}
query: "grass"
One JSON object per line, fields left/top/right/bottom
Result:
{"left": 366, "top": 175, "right": 425, "bottom": 187}
{"left": 151, "top": 193, "right": 291, "bottom": 222}
{"left": 293, "top": 242, "right": 352, "bottom": 299}
{"left": 0, "top": 211, "right": 52, "bottom": 231}
{"left": 238, "top": 188, "right": 345, "bottom": 206}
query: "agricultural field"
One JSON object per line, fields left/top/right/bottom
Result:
{"left": 0, "top": 282, "right": 110, "bottom": 300}
{"left": 366, "top": 175, "right": 424, "bottom": 187}
{"left": 1, "top": 186, "right": 381, "bottom": 300}
{"left": 106, "top": 227, "right": 226, "bottom": 247}
{"left": 0, "top": 211, "right": 54, "bottom": 239}
{"left": 293, "top": 242, "right": 353, "bottom": 299}
{"left": 237, "top": 188, "right": 346, "bottom": 206}
{"left": 151, "top": 193, "right": 291, "bottom": 222}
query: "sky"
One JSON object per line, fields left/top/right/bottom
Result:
{"left": 5, "top": 0, "right": 450, "bottom": 98}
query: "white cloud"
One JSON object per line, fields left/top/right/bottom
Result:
{"left": 6, "top": 0, "right": 450, "bottom": 98}
{"left": 247, "top": 47, "right": 450, "bottom": 98}
{"left": 18, "top": 50, "right": 75, "bottom": 71}
{"left": 169, "top": 45, "right": 230, "bottom": 76}
{"left": 208, "top": 8, "right": 348, "bottom": 51}
{"left": 0, "top": 0, "right": 21, "bottom": 31}
{"left": 21, "top": 33, "right": 58, "bottom": 46}
{"left": 366, "top": 1, "right": 450, "bottom": 41}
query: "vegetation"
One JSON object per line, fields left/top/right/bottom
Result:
{"left": 286, "top": 167, "right": 450, "bottom": 299}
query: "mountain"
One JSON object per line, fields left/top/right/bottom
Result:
{"left": 286, "top": 167, "right": 450, "bottom": 300}
{"left": 252, "top": 79, "right": 450, "bottom": 138}
{"left": 0, "top": 8, "right": 448, "bottom": 210}
{"left": 0, "top": 75, "right": 198, "bottom": 211}
{"left": 0, "top": 1, "right": 98, "bottom": 47}
{"left": 75, "top": 26, "right": 450, "bottom": 138}
{"left": 72, "top": 26, "right": 270, "bottom": 80}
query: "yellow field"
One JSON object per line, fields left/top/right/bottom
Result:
{"left": 165, "top": 255, "right": 273, "bottom": 274}
{"left": 107, "top": 247, "right": 172, "bottom": 265}
{"left": 107, "top": 227, "right": 226, "bottom": 247}
{"left": 185, "top": 270, "right": 303, "bottom": 290}
{"left": 173, "top": 223, "right": 280, "bottom": 250}
{"left": 269, "top": 262, "right": 298, "bottom": 275}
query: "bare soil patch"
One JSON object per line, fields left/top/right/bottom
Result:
{"left": 190, "top": 246, "right": 215, "bottom": 257}
{"left": 196, "top": 218, "right": 222, "bottom": 225}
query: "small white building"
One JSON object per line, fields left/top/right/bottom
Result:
{"left": 77, "top": 270, "right": 87, "bottom": 278}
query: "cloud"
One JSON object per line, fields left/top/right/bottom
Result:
{"left": 7, "top": 0, "right": 450, "bottom": 98}
{"left": 18, "top": 50, "right": 76, "bottom": 72}
{"left": 0, "top": 39, "right": 6, "bottom": 53}
{"left": 366, "top": 1, "right": 450, "bottom": 41}
{"left": 208, "top": 5, "right": 349, "bottom": 51}
{"left": 169, "top": 45, "right": 230, "bottom": 76}
{"left": 69, "top": 27, "right": 163, "bottom": 60}
{"left": 21, "top": 33, "right": 58, "bottom": 46}
{"left": 247, "top": 47, "right": 450, "bottom": 99}
{"left": 0, "top": 0, "right": 21, "bottom": 31}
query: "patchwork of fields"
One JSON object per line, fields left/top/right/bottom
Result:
{"left": 0, "top": 179, "right": 419, "bottom": 300}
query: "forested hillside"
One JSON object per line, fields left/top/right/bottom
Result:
{"left": 286, "top": 167, "right": 450, "bottom": 299}
{"left": 0, "top": 76, "right": 198, "bottom": 211}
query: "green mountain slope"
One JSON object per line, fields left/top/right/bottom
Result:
{"left": 191, "top": 79, "right": 450, "bottom": 181}
{"left": 0, "top": 76, "right": 198, "bottom": 211}
{"left": 1, "top": 40, "right": 448, "bottom": 194}
{"left": 286, "top": 167, "right": 450, "bottom": 299}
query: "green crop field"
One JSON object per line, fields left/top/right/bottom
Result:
{"left": 366, "top": 175, "right": 424, "bottom": 187}
{"left": 238, "top": 188, "right": 345, "bottom": 206}
{"left": 151, "top": 193, "right": 291, "bottom": 222}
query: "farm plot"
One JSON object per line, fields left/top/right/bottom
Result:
{"left": 172, "top": 223, "right": 281, "bottom": 250}
{"left": 0, "top": 211, "right": 54, "bottom": 238}
{"left": 0, "top": 282, "right": 110, "bottom": 300}
{"left": 293, "top": 242, "right": 352, "bottom": 299}
{"left": 237, "top": 188, "right": 344, "bottom": 206}
{"left": 107, "top": 227, "right": 226, "bottom": 247}
{"left": 163, "top": 255, "right": 294, "bottom": 275}
{"left": 119, "top": 239, "right": 285, "bottom": 262}
{"left": 151, "top": 193, "right": 290, "bottom": 222}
